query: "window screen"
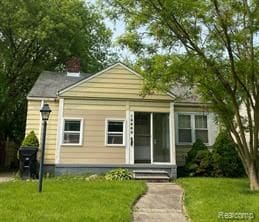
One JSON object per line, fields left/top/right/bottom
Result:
{"left": 107, "top": 120, "right": 124, "bottom": 145}
{"left": 63, "top": 120, "right": 82, "bottom": 144}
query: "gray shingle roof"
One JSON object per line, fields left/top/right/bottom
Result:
{"left": 28, "top": 69, "right": 202, "bottom": 104}
{"left": 28, "top": 71, "right": 91, "bottom": 98}
{"left": 170, "top": 83, "right": 202, "bottom": 103}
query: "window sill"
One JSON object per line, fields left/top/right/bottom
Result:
{"left": 176, "top": 142, "right": 209, "bottom": 146}
{"left": 61, "top": 143, "right": 83, "bottom": 147}
{"left": 105, "top": 144, "right": 125, "bottom": 147}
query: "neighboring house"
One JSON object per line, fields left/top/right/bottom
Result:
{"left": 25, "top": 60, "right": 219, "bottom": 178}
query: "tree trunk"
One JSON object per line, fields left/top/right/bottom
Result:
{"left": 248, "top": 162, "right": 259, "bottom": 191}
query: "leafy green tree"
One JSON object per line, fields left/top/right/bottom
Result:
{"left": 0, "top": 0, "right": 114, "bottom": 154}
{"left": 105, "top": 0, "right": 259, "bottom": 190}
{"left": 211, "top": 131, "right": 245, "bottom": 177}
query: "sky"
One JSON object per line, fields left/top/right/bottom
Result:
{"left": 103, "top": 17, "right": 137, "bottom": 61}
{"left": 86, "top": 0, "right": 135, "bottom": 61}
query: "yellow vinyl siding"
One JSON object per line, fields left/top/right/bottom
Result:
{"left": 60, "top": 99, "right": 172, "bottom": 164}
{"left": 60, "top": 64, "right": 173, "bottom": 101}
{"left": 25, "top": 100, "right": 58, "bottom": 164}
{"left": 25, "top": 100, "right": 41, "bottom": 141}
{"left": 44, "top": 101, "right": 58, "bottom": 163}
{"left": 129, "top": 101, "right": 170, "bottom": 112}
{"left": 60, "top": 106, "right": 126, "bottom": 164}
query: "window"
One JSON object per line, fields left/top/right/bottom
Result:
{"left": 195, "top": 115, "right": 208, "bottom": 143}
{"left": 63, "top": 119, "right": 83, "bottom": 145}
{"left": 178, "top": 115, "right": 192, "bottom": 143}
{"left": 177, "top": 113, "right": 209, "bottom": 144}
{"left": 106, "top": 119, "right": 125, "bottom": 146}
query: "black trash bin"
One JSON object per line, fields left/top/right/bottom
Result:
{"left": 19, "top": 147, "right": 39, "bottom": 179}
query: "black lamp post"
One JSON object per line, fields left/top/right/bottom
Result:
{"left": 39, "top": 103, "right": 51, "bottom": 192}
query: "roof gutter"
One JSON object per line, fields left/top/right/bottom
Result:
{"left": 174, "top": 102, "right": 212, "bottom": 107}
{"left": 27, "top": 96, "right": 57, "bottom": 101}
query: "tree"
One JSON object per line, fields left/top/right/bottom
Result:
{"left": 0, "top": 0, "right": 113, "bottom": 156}
{"left": 211, "top": 131, "right": 245, "bottom": 177}
{"left": 104, "top": 0, "right": 259, "bottom": 190}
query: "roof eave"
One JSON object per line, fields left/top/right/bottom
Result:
{"left": 27, "top": 96, "right": 57, "bottom": 101}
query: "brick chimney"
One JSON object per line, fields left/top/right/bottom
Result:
{"left": 66, "top": 57, "right": 80, "bottom": 77}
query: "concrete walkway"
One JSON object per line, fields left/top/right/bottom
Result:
{"left": 0, "top": 172, "right": 14, "bottom": 183}
{"left": 133, "top": 183, "right": 187, "bottom": 222}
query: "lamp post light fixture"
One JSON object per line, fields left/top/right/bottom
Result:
{"left": 39, "top": 103, "right": 51, "bottom": 192}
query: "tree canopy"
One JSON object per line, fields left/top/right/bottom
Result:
{"left": 104, "top": 0, "right": 259, "bottom": 190}
{"left": 0, "top": 0, "right": 113, "bottom": 148}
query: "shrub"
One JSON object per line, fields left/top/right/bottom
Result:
{"left": 105, "top": 168, "right": 132, "bottom": 181}
{"left": 186, "top": 139, "right": 207, "bottom": 163}
{"left": 211, "top": 131, "right": 245, "bottom": 177}
{"left": 21, "top": 131, "right": 39, "bottom": 147}
{"left": 185, "top": 139, "right": 211, "bottom": 176}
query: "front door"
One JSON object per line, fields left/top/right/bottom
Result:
{"left": 134, "top": 112, "right": 151, "bottom": 163}
{"left": 153, "top": 113, "right": 170, "bottom": 162}
{"left": 133, "top": 112, "right": 170, "bottom": 164}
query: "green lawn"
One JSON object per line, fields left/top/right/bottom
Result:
{"left": 0, "top": 179, "right": 146, "bottom": 222}
{"left": 178, "top": 178, "right": 259, "bottom": 222}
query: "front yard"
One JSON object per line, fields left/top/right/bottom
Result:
{"left": 178, "top": 178, "right": 259, "bottom": 222}
{"left": 0, "top": 178, "right": 146, "bottom": 222}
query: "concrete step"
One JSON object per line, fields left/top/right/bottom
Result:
{"left": 133, "top": 170, "right": 169, "bottom": 174}
{"left": 133, "top": 170, "right": 170, "bottom": 182}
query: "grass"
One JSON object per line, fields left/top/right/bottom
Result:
{"left": 0, "top": 178, "right": 146, "bottom": 222}
{"left": 178, "top": 178, "right": 259, "bottom": 222}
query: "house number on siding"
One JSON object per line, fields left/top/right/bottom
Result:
{"left": 130, "top": 112, "right": 134, "bottom": 147}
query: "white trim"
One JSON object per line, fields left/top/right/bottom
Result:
{"left": 61, "top": 117, "right": 84, "bottom": 146}
{"left": 166, "top": 91, "right": 176, "bottom": 99}
{"left": 170, "top": 103, "right": 176, "bottom": 164}
{"left": 27, "top": 97, "right": 56, "bottom": 101}
{"left": 175, "top": 112, "right": 210, "bottom": 145}
{"left": 129, "top": 111, "right": 135, "bottom": 164}
{"left": 150, "top": 113, "right": 153, "bottom": 163}
{"left": 55, "top": 98, "right": 64, "bottom": 164}
{"left": 105, "top": 118, "right": 126, "bottom": 146}
{"left": 125, "top": 110, "right": 130, "bottom": 164}
{"left": 151, "top": 162, "right": 173, "bottom": 165}
{"left": 67, "top": 72, "right": 80, "bottom": 77}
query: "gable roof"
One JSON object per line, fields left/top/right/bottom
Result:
{"left": 58, "top": 62, "right": 144, "bottom": 95}
{"left": 27, "top": 62, "right": 202, "bottom": 103}
{"left": 27, "top": 71, "right": 91, "bottom": 98}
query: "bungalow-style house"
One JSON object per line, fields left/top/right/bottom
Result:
{"left": 25, "top": 59, "right": 219, "bottom": 178}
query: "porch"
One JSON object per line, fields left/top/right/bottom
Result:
{"left": 51, "top": 164, "right": 177, "bottom": 178}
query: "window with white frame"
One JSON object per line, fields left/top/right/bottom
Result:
{"left": 178, "top": 114, "right": 192, "bottom": 143}
{"left": 106, "top": 120, "right": 125, "bottom": 146}
{"left": 195, "top": 115, "right": 208, "bottom": 143}
{"left": 177, "top": 113, "right": 208, "bottom": 144}
{"left": 63, "top": 119, "right": 83, "bottom": 145}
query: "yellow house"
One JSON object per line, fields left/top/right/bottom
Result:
{"left": 25, "top": 62, "right": 218, "bottom": 178}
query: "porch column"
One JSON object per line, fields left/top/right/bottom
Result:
{"left": 125, "top": 102, "right": 134, "bottom": 164}
{"left": 170, "top": 102, "right": 176, "bottom": 165}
